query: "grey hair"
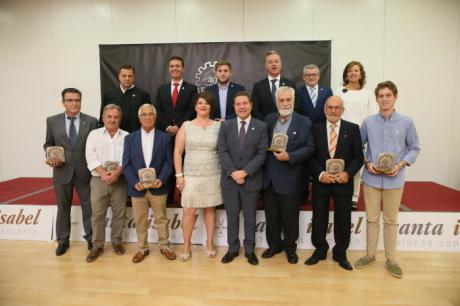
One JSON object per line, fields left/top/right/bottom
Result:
{"left": 138, "top": 103, "right": 157, "bottom": 116}
{"left": 303, "top": 64, "right": 320, "bottom": 76}
{"left": 276, "top": 86, "right": 295, "bottom": 102}
{"left": 103, "top": 103, "right": 122, "bottom": 118}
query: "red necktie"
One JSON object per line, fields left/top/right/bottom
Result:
{"left": 172, "top": 82, "right": 179, "bottom": 108}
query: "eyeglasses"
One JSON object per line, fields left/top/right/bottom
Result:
{"left": 304, "top": 74, "right": 318, "bottom": 77}
{"left": 139, "top": 112, "right": 155, "bottom": 117}
{"left": 64, "top": 99, "right": 81, "bottom": 103}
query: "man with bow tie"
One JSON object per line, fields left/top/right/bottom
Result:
{"left": 305, "top": 95, "right": 363, "bottom": 270}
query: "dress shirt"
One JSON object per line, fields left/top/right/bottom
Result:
{"left": 120, "top": 84, "right": 134, "bottom": 94}
{"left": 274, "top": 113, "right": 292, "bottom": 134}
{"left": 268, "top": 75, "right": 280, "bottom": 93}
{"left": 141, "top": 128, "right": 155, "bottom": 168}
{"left": 361, "top": 111, "right": 420, "bottom": 189}
{"left": 237, "top": 116, "right": 251, "bottom": 135}
{"left": 65, "top": 112, "right": 80, "bottom": 136}
{"left": 86, "top": 127, "right": 129, "bottom": 176}
{"left": 318, "top": 120, "right": 341, "bottom": 180}
{"left": 218, "top": 83, "right": 229, "bottom": 118}
{"left": 307, "top": 85, "right": 318, "bottom": 102}
{"left": 170, "top": 79, "right": 184, "bottom": 95}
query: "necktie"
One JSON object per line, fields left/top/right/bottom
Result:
{"left": 172, "top": 82, "right": 179, "bottom": 108}
{"left": 68, "top": 117, "right": 77, "bottom": 147}
{"left": 309, "top": 87, "right": 317, "bottom": 108}
{"left": 271, "top": 79, "right": 277, "bottom": 104}
{"left": 329, "top": 123, "right": 337, "bottom": 158}
{"left": 239, "top": 120, "right": 246, "bottom": 148}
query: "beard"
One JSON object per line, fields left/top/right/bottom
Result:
{"left": 278, "top": 108, "right": 293, "bottom": 117}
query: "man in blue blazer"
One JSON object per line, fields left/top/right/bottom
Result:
{"left": 123, "top": 104, "right": 176, "bottom": 263}
{"left": 297, "top": 64, "right": 333, "bottom": 124}
{"left": 205, "top": 60, "right": 245, "bottom": 120}
{"left": 262, "top": 86, "right": 315, "bottom": 264}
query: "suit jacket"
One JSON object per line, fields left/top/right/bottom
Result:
{"left": 44, "top": 112, "right": 98, "bottom": 184}
{"left": 100, "top": 86, "right": 151, "bottom": 133}
{"left": 251, "top": 76, "right": 297, "bottom": 120}
{"left": 308, "top": 120, "right": 363, "bottom": 196}
{"left": 218, "top": 117, "right": 268, "bottom": 192}
{"left": 155, "top": 81, "right": 198, "bottom": 131}
{"left": 122, "top": 129, "right": 173, "bottom": 197}
{"left": 263, "top": 112, "right": 315, "bottom": 194}
{"left": 297, "top": 85, "right": 333, "bottom": 124}
{"left": 205, "top": 82, "right": 245, "bottom": 120}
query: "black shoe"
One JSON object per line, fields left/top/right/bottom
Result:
{"left": 304, "top": 254, "right": 327, "bottom": 265}
{"left": 286, "top": 251, "right": 299, "bottom": 264}
{"left": 333, "top": 255, "right": 353, "bottom": 271}
{"left": 55, "top": 241, "right": 69, "bottom": 256}
{"left": 245, "top": 252, "right": 259, "bottom": 266}
{"left": 261, "top": 248, "right": 282, "bottom": 258}
{"left": 221, "top": 251, "right": 239, "bottom": 264}
{"left": 87, "top": 240, "right": 93, "bottom": 251}
{"left": 352, "top": 201, "right": 358, "bottom": 211}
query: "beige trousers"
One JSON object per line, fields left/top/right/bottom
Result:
{"left": 131, "top": 191, "right": 170, "bottom": 251}
{"left": 363, "top": 184, "right": 403, "bottom": 261}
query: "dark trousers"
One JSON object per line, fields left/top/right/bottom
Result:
{"left": 54, "top": 174, "right": 92, "bottom": 243}
{"left": 222, "top": 188, "right": 258, "bottom": 254}
{"left": 263, "top": 184, "right": 300, "bottom": 253}
{"left": 311, "top": 186, "right": 352, "bottom": 260}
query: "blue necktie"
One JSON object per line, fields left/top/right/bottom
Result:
{"left": 271, "top": 79, "right": 277, "bottom": 104}
{"left": 68, "top": 117, "right": 77, "bottom": 146}
{"left": 309, "top": 87, "right": 317, "bottom": 108}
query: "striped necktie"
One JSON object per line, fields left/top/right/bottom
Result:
{"left": 329, "top": 123, "right": 337, "bottom": 158}
{"left": 309, "top": 87, "right": 317, "bottom": 108}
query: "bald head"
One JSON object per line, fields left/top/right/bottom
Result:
{"left": 324, "top": 96, "right": 345, "bottom": 123}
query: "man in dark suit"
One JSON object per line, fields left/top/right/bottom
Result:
{"left": 44, "top": 88, "right": 98, "bottom": 256}
{"left": 205, "top": 60, "right": 245, "bottom": 120}
{"left": 122, "top": 104, "right": 176, "bottom": 263}
{"left": 100, "top": 64, "right": 151, "bottom": 132}
{"left": 305, "top": 96, "right": 363, "bottom": 270}
{"left": 262, "top": 86, "right": 315, "bottom": 264}
{"left": 297, "top": 64, "right": 333, "bottom": 124}
{"left": 251, "top": 50, "right": 297, "bottom": 120}
{"left": 155, "top": 56, "right": 198, "bottom": 204}
{"left": 218, "top": 91, "right": 268, "bottom": 265}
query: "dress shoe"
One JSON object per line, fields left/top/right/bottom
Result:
{"left": 204, "top": 240, "right": 217, "bottom": 258}
{"left": 55, "top": 242, "right": 69, "bottom": 256}
{"left": 333, "top": 255, "right": 353, "bottom": 270}
{"left": 304, "top": 254, "right": 326, "bottom": 265}
{"left": 245, "top": 252, "right": 259, "bottom": 266}
{"left": 261, "top": 248, "right": 282, "bottom": 258}
{"left": 132, "top": 249, "right": 149, "bottom": 263}
{"left": 180, "top": 251, "right": 192, "bottom": 262}
{"left": 160, "top": 248, "right": 177, "bottom": 260}
{"left": 87, "top": 240, "right": 93, "bottom": 251}
{"left": 113, "top": 244, "right": 125, "bottom": 255}
{"left": 286, "top": 251, "right": 299, "bottom": 264}
{"left": 221, "top": 251, "right": 239, "bottom": 264}
{"left": 86, "top": 247, "right": 103, "bottom": 262}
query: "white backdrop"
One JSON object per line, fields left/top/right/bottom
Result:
{"left": 0, "top": 0, "right": 459, "bottom": 190}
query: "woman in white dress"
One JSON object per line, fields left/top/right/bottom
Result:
{"left": 174, "top": 91, "right": 223, "bottom": 261}
{"left": 334, "top": 61, "right": 375, "bottom": 210}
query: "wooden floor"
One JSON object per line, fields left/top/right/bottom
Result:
{"left": 0, "top": 241, "right": 459, "bottom": 306}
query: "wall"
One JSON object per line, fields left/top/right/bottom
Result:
{"left": 0, "top": 0, "right": 459, "bottom": 189}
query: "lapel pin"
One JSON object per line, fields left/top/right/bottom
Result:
{"left": 133, "top": 94, "right": 136, "bottom": 98}
{"left": 251, "top": 127, "right": 255, "bottom": 131}
{"left": 182, "top": 87, "right": 185, "bottom": 90}
{"left": 293, "top": 131, "right": 297, "bottom": 135}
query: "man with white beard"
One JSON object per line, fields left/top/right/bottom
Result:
{"left": 261, "top": 86, "right": 315, "bottom": 264}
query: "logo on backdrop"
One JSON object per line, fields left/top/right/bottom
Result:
{"left": 195, "top": 61, "right": 217, "bottom": 92}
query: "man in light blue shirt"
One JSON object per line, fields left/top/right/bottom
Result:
{"left": 355, "top": 81, "right": 420, "bottom": 278}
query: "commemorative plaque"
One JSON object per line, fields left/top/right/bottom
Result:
{"left": 375, "top": 153, "right": 395, "bottom": 174}
{"left": 138, "top": 168, "right": 157, "bottom": 188}
{"left": 267, "top": 133, "right": 288, "bottom": 152}
{"left": 103, "top": 161, "right": 119, "bottom": 172}
{"left": 326, "top": 159, "right": 345, "bottom": 174}
{"left": 46, "top": 146, "right": 65, "bottom": 163}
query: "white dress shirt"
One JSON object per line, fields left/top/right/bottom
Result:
{"left": 65, "top": 112, "right": 80, "bottom": 136}
{"left": 268, "top": 75, "right": 280, "bottom": 92}
{"left": 141, "top": 128, "right": 155, "bottom": 167}
{"left": 237, "top": 116, "right": 251, "bottom": 135}
{"left": 85, "top": 127, "right": 129, "bottom": 176}
{"left": 319, "top": 120, "right": 342, "bottom": 180}
{"left": 170, "top": 79, "right": 184, "bottom": 96}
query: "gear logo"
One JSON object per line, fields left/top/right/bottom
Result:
{"left": 195, "top": 61, "right": 217, "bottom": 92}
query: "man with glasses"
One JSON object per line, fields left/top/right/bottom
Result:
{"left": 44, "top": 88, "right": 98, "bottom": 256}
{"left": 297, "top": 64, "right": 333, "bottom": 124}
{"left": 123, "top": 104, "right": 176, "bottom": 263}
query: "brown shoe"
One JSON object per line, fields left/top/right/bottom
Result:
{"left": 161, "top": 248, "right": 176, "bottom": 260}
{"left": 132, "top": 249, "right": 149, "bottom": 263}
{"left": 113, "top": 244, "right": 125, "bottom": 255}
{"left": 86, "top": 247, "right": 103, "bottom": 262}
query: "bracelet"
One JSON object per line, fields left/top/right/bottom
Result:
{"left": 175, "top": 173, "right": 184, "bottom": 177}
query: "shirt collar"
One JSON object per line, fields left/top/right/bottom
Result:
{"left": 238, "top": 115, "right": 251, "bottom": 125}
{"left": 327, "top": 119, "right": 341, "bottom": 128}
{"left": 65, "top": 112, "right": 80, "bottom": 119}
{"left": 120, "top": 84, "right": 134, "bottom": 94}
{"left": 268, "top": 75, "right": 280, "bottom": 82}
{"left": 141, "top": 127, "right": 155, "bottom": 135}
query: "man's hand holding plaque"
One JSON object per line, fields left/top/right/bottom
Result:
{"left": 267, "top": 133, "right": 288, "bottom": 152}
{"left": 321, "top": 159, "right": 349, "bottom": 184}
{"left": 45, "top": 146, "right": 65, "bottom": 167}
{"left": 375, "top": 153, "right": 395, "bottom": 174}
{"left": 136, "top": 168, "right": 161, "bottom": 190}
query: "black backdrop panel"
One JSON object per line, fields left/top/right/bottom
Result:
{"left": 99, "top": 41, "right": 331, "bottom": 101}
